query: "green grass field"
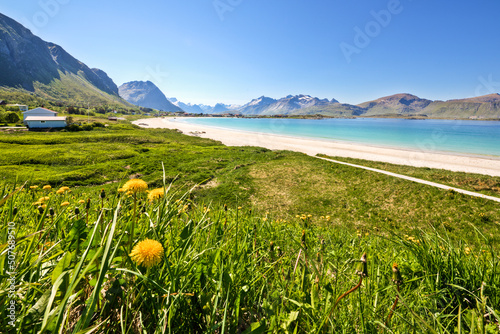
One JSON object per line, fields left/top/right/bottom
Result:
{"left": 1, "top": 125, "right": 499, "bottom": 333}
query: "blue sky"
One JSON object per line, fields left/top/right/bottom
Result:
{"left": 1, "top": 0, "right": 500, "bottom": 105}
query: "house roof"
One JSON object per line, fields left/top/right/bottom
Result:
{"left": 23, "top": 107, "right": 57, "bottom": 114}
{"left": 25, "top": 116, "right": 67, "bottom": 121}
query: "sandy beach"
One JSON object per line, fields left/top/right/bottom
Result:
{"left": 133, "top": 117, "right": 500, "bottom": 177}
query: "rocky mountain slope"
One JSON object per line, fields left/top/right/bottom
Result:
{"left": 419, "top": 93, "right": 500, "bottom": 118}
{"left": 0, "top": 13, "right": 128, "bottom": 107}
{"left": 358, "top": 93, "right": 433, "bottom": 115}
{"left": 119, "top": 81, "right": 182, "bottom": 112}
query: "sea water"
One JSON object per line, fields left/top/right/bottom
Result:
{"left": 181, "top": 117, "right": 500, "bottom": 157}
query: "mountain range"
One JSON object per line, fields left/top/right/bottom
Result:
{"left": 0, "top": 13, "right": 132, "bottom": 108}
{"left": 165, "top": 93, "right": 500, "bottom": 119}
{"left": 0, "top": 12, "right": 498, "bottom": 119}
{"left": 167, "top": 98, "right": 241, "bottom": 114}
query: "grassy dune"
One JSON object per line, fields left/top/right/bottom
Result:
{"left": 1, "top": 126, "right": 500, "bottom": 332}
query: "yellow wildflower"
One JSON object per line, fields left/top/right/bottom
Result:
{"left": 148, "top": 188, "right": 165, "bottom": 202}
{"left": 465, "top": 247, "right": 471, "bottom": 255}
{"left": 43, "top": 185, "right": 52, "bottom": 190}
{"left": 121, "top": 179, "right": 148, "bottom": 194}
{"left": 78, "top": 199, "right": 85, "bottom": 204}
{"left": 39, "top": 196, "right": 50, "bottom": 203}
{"left": 30, "top": 185, "right": 38, "bottom": 189}
{"left": 61, "top": 201, "right": 70, "bottom": 206}
{"left": 130, "top": 239, "right": 164, "bottom": 268}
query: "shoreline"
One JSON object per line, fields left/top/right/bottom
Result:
{"left": 133, "top": 117, "right": 500, "bottom": 177}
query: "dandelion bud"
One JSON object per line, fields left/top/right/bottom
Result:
{"left": 13, "top": 207, "right": 18, "bottom": 216}
{"left": 38, "top": 206, "right": 44, "bottom": 215}
{"left": 100, "top": 189, "right": 106, "bottom": 199}
{"left": 49, "top": 207, "right": 55, "bottom": 216}
{"left": 270, "top": 241, "right": 275, "bottom": 252}
{"left": 75, "top": 207, "right": 80, "bottom": 215}
{"left": 277, "top": 246, "right": 283, "bottom": 257}
{"left": 86, "top": 198, "right": 91, "bottom": 210}
{"left": 355, "top": 253, "right": 368, "bottom": 277}
{"left": 321, "top": 239, "right": 325, "bottom": 252}
{"left": 391, "top": 263, "right": 402, "bottom": 285}
{"left": 301, "top": 230, "right": 306, "bottom": 248}
{"left": 224, "top": 204, "right": 228, "bottom": 212}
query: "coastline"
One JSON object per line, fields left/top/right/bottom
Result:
{"left": 133, "top": 117, "right": 500, "bottom": 177}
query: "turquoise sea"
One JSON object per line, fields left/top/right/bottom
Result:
{"left": 181, "top": 117, "right": 500, "bottom": 157}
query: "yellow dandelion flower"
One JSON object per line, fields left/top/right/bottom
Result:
{"left": 465, "top": 247, "right": 471, "bottom": 255}
{"left": 148, "top": 188, "right": 165, "bottom": 202}
{"left": 121, "top": 179, "right": 148, "bottom": 194}
{"left": 129, "top": 239, "right": 164, "bottom": 268}
{"left": 39, "top": 196, "right": 50, "bottom": 203}
{"left": 262, "top": 217, "right": 268, "bottom": 222}
{"left": 30, "top": 185, "right": 38, "bottom": 189}
{"left": 43, "top": 185, "right": 52, "bottom": 190}
{"left": 61, "top": 201, "right": 70, "bottom": 206}
{"left": 78, "top": 199, "right": 85, "bottom": 204}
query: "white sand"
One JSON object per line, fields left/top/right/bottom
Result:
{"left": 133, "top": 117, "right": 500, "bottom": 177}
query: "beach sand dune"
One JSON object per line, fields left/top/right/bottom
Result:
{"left": 133, "top": 118, "right": 500, "bottom": 177}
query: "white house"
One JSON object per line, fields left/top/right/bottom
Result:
{"left": 24, "top": 116, "right": 67, "bottom": 129}
{"left": 23, "top": 107, "right": 67, "bottom": 129}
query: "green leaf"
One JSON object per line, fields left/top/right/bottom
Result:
{"left": 324, "top": 282, "right": 333, "bottom": 294}
{"left": 180, "top": 219, "right": 194, "bottom": 240}
{"left": 51, "top": 252, "right": 73, "bottom": 285}
{"left": 23, "top": 290, "right": 51, "bottom": 324}
{"left": 242, "top": 321, "right": 266, "bottom": 334}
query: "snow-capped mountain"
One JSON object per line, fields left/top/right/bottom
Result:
{"left": 238, "top": 95, "right": 338, "bottom": 115}
{"left": 168, "top": 98, "right": 241, "bottom": 114}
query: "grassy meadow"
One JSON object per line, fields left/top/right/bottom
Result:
{"left": 1, "top": 124, "right": 500, "bottom": 333}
